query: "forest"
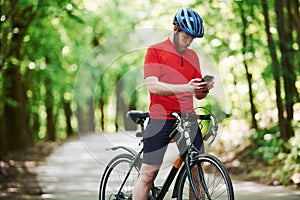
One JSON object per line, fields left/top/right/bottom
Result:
{"left": 0, "top": 0, "right": 299, "bottom": 186}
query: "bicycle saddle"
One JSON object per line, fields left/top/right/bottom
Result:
{"left": 126, "top": 110, "right": 149, "bottom": 124}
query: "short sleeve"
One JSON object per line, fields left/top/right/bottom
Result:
{"left": 144, "top": 47, "right": 161, "bottom": 78}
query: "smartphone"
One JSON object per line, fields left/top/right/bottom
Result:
{"left": 201, "top": 75, "right": 214, "bottom": 83}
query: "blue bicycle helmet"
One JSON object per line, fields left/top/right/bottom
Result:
{"left": 173, "top": 8, "right": 204, "bottom": 38}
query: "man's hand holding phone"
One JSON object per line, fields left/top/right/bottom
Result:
{"left": 200, "top": 75, "right": 214, "bottom": 93}
{"left": 189, "top": 75, "right": 214, "bottom": 98}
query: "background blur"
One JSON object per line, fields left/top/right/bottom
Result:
{"left": 1, "top": 0, "right": 299, "bottom": 186}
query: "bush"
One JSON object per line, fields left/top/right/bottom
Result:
{"left": 249, "top": 127, "right": 300, "bottom": 186}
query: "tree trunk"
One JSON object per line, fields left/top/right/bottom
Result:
{"left": 261, "top": 0, "right": 286, "bottom": 137}
{"left": 115, "top": 76, "right": 124, "bottom": 132}
{"left": 32, "top": 112, "right": 40, "bottom": 140}
{"left": 0, "top": 0, "right": 36, "bottom": 155}
{"left": 87, "top": 98, "right": 95, "bottom": 133}
{"left": 63, "top": 100, "right": 74, "bottom": 137}
{"left": 275, "top": 0, "right": 295, "bottom": 141}
{"left": 124, "top": 90, "right": 138, "bottom": 131}
{"left": 238, "top": 2, "right": 258, "bottom": 130}
{"left": 290, "top": 0, "right": 300, "bottom": 52}
{"left": 0, "top": 120, "right": 6, "bottom": 158}
{"left": 115, "top": 75, "right": 136, "bottom": 132}
{"left": 45, "top": 77, "right": 56, "bottom": 141}
{"left": 30, "top": 74, "right": 41, "bottom": 141}
{"left": 46, "top": 104, "right": 56, "bottom": 141}
{"left": 76, "top": 98, "right": 95, "bottom": 134}
{"left": 99, "top": 98, "right": 105, "bottom": 132}
{"left": 290, "top": 0, "right": 300, "bottom": 103}
{"left": 3, "top": 64, "right": 32, "bottom": 150}
{"left": 76, "top": 107, "right": 85, "bottom": 133}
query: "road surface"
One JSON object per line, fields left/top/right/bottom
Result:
{"left": 37, "top": 133, "right": 300, "bottom": 199}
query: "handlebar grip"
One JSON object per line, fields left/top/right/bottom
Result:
{"left": 171, "top": 112, "right": 211, "bottom": 120}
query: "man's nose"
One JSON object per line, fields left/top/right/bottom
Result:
{"left": 186, "top": 39, "right": 193, "bottom": 45}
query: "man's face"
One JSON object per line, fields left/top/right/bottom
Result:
{"left": 174, "top": 31, "right": 195, "bottom": 54}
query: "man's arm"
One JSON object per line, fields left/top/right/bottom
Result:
{"left": 145, "top": 76, "right": 209, "bottom": 96}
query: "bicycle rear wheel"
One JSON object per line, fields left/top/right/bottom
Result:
{"left": 99, "top": 153, "right": 141, "bottom": 200}
{"left": 177, "top": 154, "right": 234, "bottom": 200}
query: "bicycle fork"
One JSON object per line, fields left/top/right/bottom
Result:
{"left": 185, "top": 155, "right": 212, "bottom": 200}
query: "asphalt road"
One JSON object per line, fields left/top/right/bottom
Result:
{"left": 37, "top": 133, "right": 300, "bottom": 200}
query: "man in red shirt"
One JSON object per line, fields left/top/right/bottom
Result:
{"left": 133, "top": 8, "right": 214, "bottom": 199}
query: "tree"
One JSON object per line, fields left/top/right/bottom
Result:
{"left": 237, "top": 1, "right": 258, "bottom": 130}
{"left": 1, "top": 1, "right": 37, "bottom": 154}
{"left": 260, "top": 0, "right": 299, "bottom": 143}
{"left": 261, "top": 0, "right": 286, "bottom": 139}
{"left": 0, "top": 0, "right": 82, "bottom": 156}
{"left": 274, "top": 0, "right": 298, "bottom": 141}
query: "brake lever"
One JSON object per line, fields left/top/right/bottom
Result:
{"left": 203, "top": 115, "right": 218, "bottom": 147}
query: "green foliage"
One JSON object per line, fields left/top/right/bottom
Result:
{"left": 276, "top": 132, "right": 300, "bottom": 185}
{"left": 250, "top": 128, "right": 282, "bottom": 164}
{"left": 249, "top": 127, "right": 300, "bottom": 185}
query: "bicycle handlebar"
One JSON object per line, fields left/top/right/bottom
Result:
{"left": 126, "top": 109, "right": 219, "bottom": 147}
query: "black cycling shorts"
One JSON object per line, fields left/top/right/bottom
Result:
{"left": 142, "top": 119, "right": 204, "bottom": 165}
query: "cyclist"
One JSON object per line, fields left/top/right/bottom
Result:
{"left": 133, "top": 8, "right": 214, "bottom": 200}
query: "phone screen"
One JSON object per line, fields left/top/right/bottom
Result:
{"left": 201, "top": 75, "right": 214, "bottom": 82}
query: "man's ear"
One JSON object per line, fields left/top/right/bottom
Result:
{"left": 173, "top": 26, "right": 179, "bottom": 31}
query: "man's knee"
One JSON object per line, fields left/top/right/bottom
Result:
{"left": 139, "top": 171, "right": 156, "bottom": 185}
{"left": 139, "top": 164, "right": 159, "bottom": 185}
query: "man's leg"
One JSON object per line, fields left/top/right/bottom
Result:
{"left": 190, "top": 125, "right": 205, "bottom": 199}
{"left": 133, "top": 164, "right": 159, "bottom": 200}
{"left": 190, "top": 165, "right": 206, "bottom": 200}
{"left": 133, "top": 119, "right": 172, "bottom": 199}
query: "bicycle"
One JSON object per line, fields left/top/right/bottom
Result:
{"left": 99, "top": 107, "right": 234, "bottom": 200}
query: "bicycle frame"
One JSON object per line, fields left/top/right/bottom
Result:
{"left": 108, "top": 144, "right": 211, "bottom": 200}
{"left": 106, "top": 110, "right": 219, "bottom": 200}
{"left": 156, "top": 156, "right": 183, "bottom": 200}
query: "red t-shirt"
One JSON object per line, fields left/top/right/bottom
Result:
{"left": 144, "top": 38, "right": 202, "bottom": 119}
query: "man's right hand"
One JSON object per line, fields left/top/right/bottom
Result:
{"left": 188, "top": 78, "right": 210, "bottom": 94}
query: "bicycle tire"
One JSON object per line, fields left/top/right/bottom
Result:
{"left": 99, "top": 153, "right": 140, "bottom": 200}
{"left": 177, "top": 154, "right": 234, "bottom": 200}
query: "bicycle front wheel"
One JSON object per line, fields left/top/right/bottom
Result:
{"left": 177, "top": 154, "right": 234, "bottom": 200}
{"left": 99, "top": 153, "right": 141, "bottom": 200}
